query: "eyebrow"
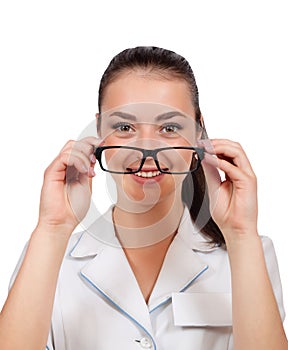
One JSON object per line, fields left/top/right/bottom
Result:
{"left": 108, "top": 110, "right": 187, "bottom": 121}
{"left": 155, "top": 111, "right": 187, "bottom": 121}
{"left": 108, "top": 111, "right": 137, "bottom": 121}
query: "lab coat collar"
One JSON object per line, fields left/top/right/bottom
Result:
{"left": 69, "top": 206, "right": 220, "bottom": 329}
{"left": 176, "top": 206, "right": 221, "bottom": 252}
{"left": 69, "top": 206, "right": 219, "bottom": 259}
{"left": 69, "top": 208, "right": 119, "bottom": 258}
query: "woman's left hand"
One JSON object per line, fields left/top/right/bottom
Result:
{"left": 199, "top": 139, "right": 258, "bottom": 242}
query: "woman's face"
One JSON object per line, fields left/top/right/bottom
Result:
{"left": 98, "top": 71, "right": 200, "bottom": 207}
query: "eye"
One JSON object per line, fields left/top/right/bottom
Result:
{"left": 112, "top": 122, "right": 135, "bottom": 133}
{"left": 160, "top": 123, "right": 182, "bottom": 134}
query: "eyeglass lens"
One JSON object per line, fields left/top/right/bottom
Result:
{"left": 98, "top": 147, "right": 200, "bottom": 174}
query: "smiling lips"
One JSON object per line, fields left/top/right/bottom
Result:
{"left": 126, "top": 166, "right": 166, "bottom": 181}
{"left": 134, "top": 170, "right": 161, "bottom": 178}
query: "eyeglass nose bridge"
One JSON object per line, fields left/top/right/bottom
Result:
{"left": 139, "top": 149, "right": 161, "bottom": 171}
{"left": 141, "top": 148, "right": 158, "bottom": 159}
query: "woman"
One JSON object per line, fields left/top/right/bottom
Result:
{"left": 0, "top": 46, "right": 287, "bottom": 349}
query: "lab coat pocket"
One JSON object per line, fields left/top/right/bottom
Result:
{"left": 172, "top": 292, "right": 232, "bottom": 327}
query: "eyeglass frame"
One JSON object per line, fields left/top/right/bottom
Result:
{"left": 94, "top": 145, "right": 205, "bottom": 174}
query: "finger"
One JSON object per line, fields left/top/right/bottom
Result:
{"left": 70, "top": 142, "right": 97, "bottom": 165}
{"left": 203, "top": 152, "right": 254, "bottom": 187}
{"left": 200, "top": 139, "right": 255, "bottom": 176}
{"left": 65, "top": 148, "right": 94, "bottom": 171}
{"left": 66, "top": 168, "right": 95, "bottom": 186}
{"left": 75, "top": 136, "right": 103, "bottom": 155}
{"left": 62, "top": 153, "right": 91, "bottom": 176}
{"left": 61, "top": 137, "right": 103, "bottom": 158}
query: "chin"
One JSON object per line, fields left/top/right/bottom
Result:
{"left": 118, "top": 186, "right": 179, "bottom": 211}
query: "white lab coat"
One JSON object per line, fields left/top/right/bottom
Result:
{"left": 11, "top": 207, "right": 285, "bottom": 350}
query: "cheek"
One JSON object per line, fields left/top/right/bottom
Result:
{"left": 180, "top": 131, "right": 197, "bottom": 146}
{"left": 100, "top": 130, "right": 133, "bottom": 146}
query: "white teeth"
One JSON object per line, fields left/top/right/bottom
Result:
{"left": 135, "top": 170, "right": 161, "bottom": 178}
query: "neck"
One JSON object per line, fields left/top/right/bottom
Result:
{"left": 113, "top": 193, "right": 185, "bottom": 249}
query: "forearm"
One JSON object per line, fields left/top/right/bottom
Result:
{"left": 0, "top": 226, "right": 71, "bottom": 350}
{"left": 226, "top": 234, "right": 288, "bottom": 350}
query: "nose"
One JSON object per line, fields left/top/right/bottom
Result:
{"left": 133, "top": 124, "right": 167, "bottom": 149}
{"left": 138, "top": 124, "right": 155, "bottom": 144}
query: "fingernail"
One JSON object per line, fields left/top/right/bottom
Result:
{"left": 82, "top": 164, "right": 89, "bottom": 173}
{"left": 90, "top": 154, "right": 96, "bottom": 163}
{"left": 89, "top": 167, "right": 96, "bottom": 177}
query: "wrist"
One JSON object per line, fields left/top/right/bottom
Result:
{"left": 34, "top": 221, "right": 75, "bottom": 241}
{"left": 27, "top": 224, "right": 73, "bottom": 265}
{"left": 225, "top": 234, "right": 265, "bottom": 272}
{"left": 224, "top": 229, "right": 261, "bottom": 251}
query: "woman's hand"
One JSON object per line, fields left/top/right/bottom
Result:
{"left": 200, "top": 139, "right": 288, "bottom": 349}
{"left": 199, "top": 139, "right": 258, "bottom": 242}
{"left": 37, "top": 137, "right": 100, "bottom": 235}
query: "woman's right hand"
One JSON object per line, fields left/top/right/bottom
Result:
{"left": 36, "top": 137, "right": 100, "bottom": 236}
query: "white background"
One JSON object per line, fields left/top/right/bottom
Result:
{"left": 0, "top": 0, "right": 287, "bottom": 334}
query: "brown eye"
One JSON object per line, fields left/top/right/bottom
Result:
{"left": 112, "top": 122, "right": 135, "bottom": 133}
{"left": 160, "top": 123, "right": 182, "bottom": 134}
{"left": 163, "top": 125, "right": 177, "bottom": 133}
{"left": 119, "top": 125, "right": 132, "bottom": 132}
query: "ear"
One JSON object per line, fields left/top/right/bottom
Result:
{"left": 198, "top": 114, "right": 209, "bottom": 140}
{"left": 199, "top": 114, "right": 204, "bottom": 128}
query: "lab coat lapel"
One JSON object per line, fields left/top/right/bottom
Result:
{"left": 80, "top": 246, "right": 153, "bottom": 333}
{"left": 148, "top": 208, "right": 213, "bottom": 312}
{"left": 148, "top": 242, "right": 209, "bottom": 312}
{"left": 70, "top": 209, "right": 153, "bottom": 333}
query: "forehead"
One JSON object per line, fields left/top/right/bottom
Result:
{"left": 100, "top": 72, "right": 195, "bottom": 116}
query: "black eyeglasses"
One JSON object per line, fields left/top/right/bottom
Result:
{"left": 94, "top": 145, "right": 204, "bottom": 174}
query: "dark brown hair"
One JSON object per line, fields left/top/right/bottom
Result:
{"left": 98, "top": 46, "right": 225, "bottom": 246}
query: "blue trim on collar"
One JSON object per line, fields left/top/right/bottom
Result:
{"left": 149, "top": 264, "right": 209, "bottom": 314}
{"left": 80, "top": 272, "right": 157, "bottom": 350}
